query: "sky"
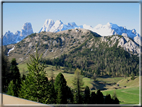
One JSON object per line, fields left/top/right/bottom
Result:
{"left": 3, "top": 2, "right": 140, "bottom": 35}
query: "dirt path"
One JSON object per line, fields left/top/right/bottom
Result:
{"left": 1, "top": 94, "right": 52, "bottom": 106}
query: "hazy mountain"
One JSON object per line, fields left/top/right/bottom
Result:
{"left": 2, "top": 22, "right": 33, "bottom": 46}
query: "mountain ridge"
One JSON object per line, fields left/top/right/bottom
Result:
{"left": 39, "top": 19, "right": 141, "bottom": 46}
{"left": 2, "top": 22, "right": 33, "bottom": 46}
{"left": 2, "top": 19, "right": 141, "bottom": 46}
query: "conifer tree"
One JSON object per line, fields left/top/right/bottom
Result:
{"left": 2, "top": 53, "right": 10, "bottom": 92}
{"left": 19, "top": 47, "right": 49, "bottom": 104}
{"left": 66, "top": 86, "right": 73, "bottom": 103}
{"left": 8, "top": 58, "right": 21, "bottom": 96}
{"left": 90, "top": 92, "right": 97, "bottom": 104}
{"left": 84, "top": 86, "right": 90, "bottom": 104}
{"left": 10, "top": 58, "right": 21, "bottom": 84}
{"left": 47, "top": 80, "right": 56, "bottom": 104}
{"left": 7, "top": 80, "right": 15, "bottom": 96}
{"left": 104, "top": 94, "right": 112, "bottom": 104}
{"left": 54, "top": 73, "right": 67, "bottom": 104}
{"left": 56, "top": 84, "right": 64, "bottom": 104}
{"left": 96, "top": 89, "right": 104, "bottom": 104}
{"left": 72, "top": 68, "right": 84, "bottom": 104}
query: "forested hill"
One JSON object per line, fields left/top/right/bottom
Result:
{"left": 42, "top": 36, "right": 139, "bottom": 78}
{"left": 4, "top": 28, "right": 139, "bottom": 77}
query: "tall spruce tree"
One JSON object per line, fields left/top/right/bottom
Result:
{"left": 7, "top": 80, "right": 15, "bottom": 96}
{"left": 54, "top": 73, "right": 67, "bottom": 104}
{"left": 2, "top": 53, "right": 10, "bottom": 92}
{"left": 96, "top": 89, "right": 104, "bottom": 104}
{"left": 19, "top": 47, "right": 49, "bottom": 104}
{"left": 66, "top": 86, "right": 73, "bottom": 103}
{"left": 7, "top": 58, "right": 21, "bottom": 96}
{"left": 72, "top": 68, "right": 84, "bottom": 104}
{"left": 90, "top": 92, "right": 97, "bottom": 104}
{"left": 10, "top": 58, "right": 21, "bottom": 85}
{"left": 84, "top": 86, "right": 90, "bottom": 104}
{"left": 104, "top": 94, "right": 112, "bottom": 104}
{"left": 47, "top": 80, "right": 56, "bottom": 104}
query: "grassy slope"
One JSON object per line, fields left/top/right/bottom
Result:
{"left": 18, "top": 63, "right": 94, "bottom": 89}
{"left": 18, "top": 63, "right": 140, "bottom": 104}
{"left": 102, "top": 76, "right": 140, "bottom": 104}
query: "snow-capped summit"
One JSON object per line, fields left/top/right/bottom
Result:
{"left": 92, "top": 22, "right": 138, "bottom": 39}
{"left": 3, "top": 22, "right": 33, "bottom": 45}
{"left": 20, "top": 22, "right": 33, "bottom": 39}
{"left": 39, "top": 19, "right": 141, "bottom": 46}
{"left": 39, "top": 19, "right": 81, "bottom": 33}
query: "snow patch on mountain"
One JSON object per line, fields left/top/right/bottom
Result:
{"left": 7, "top": 46, "right": 15, "bottom": 56}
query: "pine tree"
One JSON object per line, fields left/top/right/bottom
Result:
{"left": 10, "top": 58, "right": 21, "bottom": 86}
{"left": 90, "top": 92, "right": 97, "bottom": 104}
{"left": 84, "top": 86, "right": 90, "bottom": 104}
{"left": 96, "top": 89, "right": 104, "bottom": 104}
{"left": 72, "top": 68, "right": 84, "bottom": 104}
{"left": 2, "top": 53, "right": 10, "bottom": 92}
{"left": 56, "top": 84, "right": 64, "bottom": 104}
{"left": 19, "top": 47, "right": 49, "bottom": 104}
{"left": 66, "top": 86, "right": 73, "bottom": 103}
{"left": 7, "top": 80, "right": 15, "bottom": 96}
{"left": 104, "top": 94, "right": 112, "bottom": 104}
{"left": 47, "top": 80, "right": 56, "bottom": 104}
{"left": 131, "top": 72, "right": 135, "bottom": 80}
{"left": 54, "top": 73, "right": 67, "bottom": 104}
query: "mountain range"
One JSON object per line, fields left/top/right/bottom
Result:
{"left": 2, "top": 23, "right": 33, "bottom": 46}
{"left": 2, "top": 19, "right": 141, "bottom": 47}
{"left": 39, "top": 19, "right": 141, "bottom": 46}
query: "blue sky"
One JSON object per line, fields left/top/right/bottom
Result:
{"left": 3, "top": 2, "right": 140, "bottom": 34}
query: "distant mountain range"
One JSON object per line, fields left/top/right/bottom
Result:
{"left": 2, "top": 23, "right": 33, "bottom": 46}
{"left": 2, "top": 19, "right": 141, "bottom": 46}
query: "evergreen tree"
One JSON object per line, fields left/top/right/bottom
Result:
{"left": 47, "top": 80, "right": 56, "bottom": 104}
{"left": 7, "top": 80, "right": 15, "bottom": 96}
{"left": 2, "top": 53, "right": 10, "bottom": 92}
{"left": 19, "top": 47, "right": 49, "bottom": 104}
{"left": 84, "top": 86, "right": 90, "bottom": 104}
{"left": 66, "top": 86, "right": 73, "bottom": 103}
{"left": 56, "top": 84, "right": 64, "bottom": 104}
{"left": 113, "top": 97, "right": 119, "bottom": 104}
{"left": 72, "top": 68, "right": 84, "bottom": 104}
{"left": 131, "top": 72, "right": 135, "bottom": 80}
{"left": 90, "top": 92, "right": 97, "bottom": 104}
{"left": 10, "top": 58, "right": 21, "bottom": 85}
{"left": 54, "top": 73, "right": 67, "bottom": 104}
{"left": 96, "top": 89, "right": 104, "bottom": 104}
{"left": 104, "top": 94, "right": 112, "bottom": 104}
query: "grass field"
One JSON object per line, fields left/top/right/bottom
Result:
{"left": 18, "top": 63, "right": 140, "bottom": 104}
{"left": 102, "top": 76, "right": 140, "bottom": 104}
{"left": 18, "top": 63, "right": 94, "bottom": 89}
{"left": 102, "top": 86, "right": 140, "bottom": 104}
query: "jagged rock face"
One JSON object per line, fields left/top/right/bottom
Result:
{"left": 39, "top": 19, "right": 82, "bottom": 33}
{"left": 39, "top": 19, "right": 140, "bottom": 46}
{"left": 2, "top": 22, "right": 33, "bottom": 46}
{"left": 3, "top": 31, "right": 18, "bottom": 45}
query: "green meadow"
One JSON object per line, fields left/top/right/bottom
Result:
{"left": 18, "top": 63, "right": 140, "bottom": 104}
